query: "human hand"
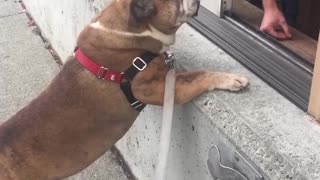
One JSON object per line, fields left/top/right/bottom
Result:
{"left": 260, "top": 7, "right": 292, "bottom": 40}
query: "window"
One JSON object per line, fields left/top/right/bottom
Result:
{"left": 191, "top": 0, "right": 319, "bottom": 118}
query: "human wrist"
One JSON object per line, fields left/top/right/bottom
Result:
{"left": 263, "top": 0, "right": 279, "bottom": 13}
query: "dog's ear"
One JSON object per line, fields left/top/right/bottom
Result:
{"left": 130, "top": 0, "right": 155, "bottom": 23}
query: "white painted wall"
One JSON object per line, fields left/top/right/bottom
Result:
{"left": 201, "top": 0, "right": 223, "bottom": 16}
{"left": 201, "top": 0, "right": 233, "bottom": 17}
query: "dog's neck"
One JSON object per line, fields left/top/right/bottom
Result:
{"left": 76, "top": 1, "right": 174, "bottom": 72}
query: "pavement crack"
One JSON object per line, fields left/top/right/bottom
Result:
{"left": 18, "top": 0, "right": 63, "bottom": 68}
{"left": 0, "top": 11, "right": 26, "bottom": 19}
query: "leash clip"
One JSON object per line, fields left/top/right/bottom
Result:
{"left": 164, "top": 51, "right": 176, "bottom": 70}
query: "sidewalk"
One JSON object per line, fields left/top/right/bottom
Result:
{"left": 0, "top": 0, "right": 129, "bottom": 179}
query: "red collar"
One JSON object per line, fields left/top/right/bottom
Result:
{"left": 75, "top": 48, "right": 124, "bottom": 84}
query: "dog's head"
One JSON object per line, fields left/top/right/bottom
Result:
{"left": 130, "top": 0, "right": 200, "bottom": 34}
{"left": 81, "top": 0, "right": 200, "bottom": 53}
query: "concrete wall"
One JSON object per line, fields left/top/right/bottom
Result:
{"left": 22, "top": 0, "right": 111, "bottom": 61}
{"left": 22, "top": 0, "right": 320, "bottom": 179}
{"left": 115, "top": 104, "right": 253, "bottom": 180}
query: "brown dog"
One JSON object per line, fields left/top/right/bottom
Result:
{"left": 0, "top": 0, "right": 248, "bottom": 179}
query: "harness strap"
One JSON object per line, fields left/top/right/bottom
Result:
{"left": 74, "top": 47, "right": 157, "bottom": 112}
{"left": 121, "top": 52, "right": 157, "bottom": 112}
{"left": 124, "top": 52, "right": 158, "bottom": 80}
{"left": 120, "top": 82, "right": 146, "bottom": 112}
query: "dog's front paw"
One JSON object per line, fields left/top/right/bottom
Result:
{"left": 208, "top": 73, "right": 249, "bottom": 91}
{"left": 226, "top": 74, "right": 249, "bottom": 91}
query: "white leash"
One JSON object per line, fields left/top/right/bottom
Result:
{"left": 154, "top": 52, "right": 176, "bottom": 180}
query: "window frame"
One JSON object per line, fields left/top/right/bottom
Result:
{"left": 308, "top": 35, "right": 320, "bottom": 121}
{"left": 195, "top": 1, "right": 319, "bottom": 119}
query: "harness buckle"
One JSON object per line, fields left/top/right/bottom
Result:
{"left": 131, "top": 101, "right": 144, "bottom": 109}
{"left": 97, "top": 66, "right": 108, "bottom": 79}
{"left": 132, "top": 57, "right": 147, "bottom": 71}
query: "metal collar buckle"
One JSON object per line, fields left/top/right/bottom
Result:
{"left": 132, "top": 57, "right": 147, "bottom": 71}
{"left": 97, "top": 66, "right": 108, "bottom": 79}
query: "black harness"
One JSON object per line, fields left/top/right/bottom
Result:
{"left": 121, "top": 52, "right": 158, "bottom": 112}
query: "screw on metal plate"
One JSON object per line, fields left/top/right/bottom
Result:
{"left": 164, "top": 51, "right": 176, "bottom": 70}
{"left": 207, "top": 145, "right": 266, "bottom": 180}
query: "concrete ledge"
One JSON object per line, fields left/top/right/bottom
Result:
{"left": 22, "top": 0, "right": 320, "bottom": 179}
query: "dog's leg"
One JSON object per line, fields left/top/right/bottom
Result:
{"left": 132, "top": 59, "right": 249, "bottom": 105}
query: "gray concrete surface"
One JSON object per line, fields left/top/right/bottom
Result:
{"left": 0, "top": 1, "right": 129, "bottom": 179}
{"left": 0, "top": 0, "right": 59, "bottom": 120}
{"left": 13, "top": 0, "right": 320, "bottom": 179}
